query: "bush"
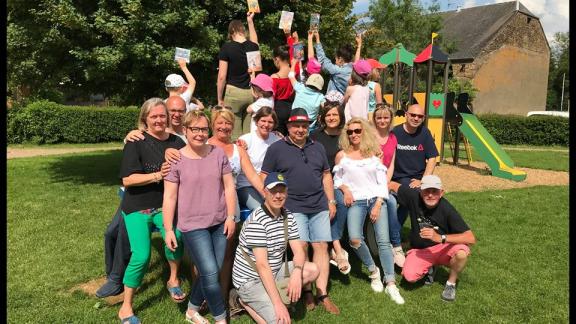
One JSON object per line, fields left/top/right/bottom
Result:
{"left": 476, "top": 114, "right": 569, "bottom": 146}
{"left": 7, "top": 100, "right": 139, "bottom": 144}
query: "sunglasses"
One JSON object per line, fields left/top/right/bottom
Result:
{"left": 407, "top": 112, "right": 425, "bottom": 119}
{"left": 346, "top": 128, "right": 363, "bottom": 135}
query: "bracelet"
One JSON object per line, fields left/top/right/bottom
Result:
{"left": 293, "top": 265, "right": 303, "bottom": 271}
{"left": 328, "top": 199, "right": 337, "bottom": 205}
{"left": 154, "top": 172, "right": 162, "bottom": 183}
{"left": 288, "top": 71, "right": 295, "bottom": 78}
{"left": 227, "top": 215, "right": 235, "bottom": 221}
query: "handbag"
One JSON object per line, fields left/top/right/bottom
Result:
{"left": 242, "top": 212, "right": 291, "bottom": 305}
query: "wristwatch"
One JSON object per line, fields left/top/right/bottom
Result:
{"left": 441, "top": 234, "right": 447, "bottom": 244}
{"left": 328, "top": 199, "right": 337, "bottom": 205}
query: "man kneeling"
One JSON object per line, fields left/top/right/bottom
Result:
{"left": 232, "top": 172, "right": 320, "bottom": 323}
{"left": 389, "top": 175, "right": 476, "bottom": 302}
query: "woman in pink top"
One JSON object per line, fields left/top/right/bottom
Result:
{"left": 372, "top": 104, "right": 405, "bottom": 267}
{"left": 163, "top": 110, "right": 237, "bottom": 324}
{"left": 343, "top": 59, "right": 372, "bottom": 122}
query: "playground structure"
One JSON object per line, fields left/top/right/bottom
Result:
{"left": 378, "top": 39, "right": 527, "bottom": 182}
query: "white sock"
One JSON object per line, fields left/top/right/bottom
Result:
{"left": 446, "top": 281, "right": 456, "bottom": 286}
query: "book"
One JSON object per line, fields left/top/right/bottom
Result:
{"left": 247, "top": 0, "right": 260, "bottom": 13}
{"left": 246, "top": 50, "right": 262, "bottom": 72}
{"left": 174, "top": 47, "right": 191, "bottom": 63}
{"left": 278, "top": 11, "right": 294, "bottom": 30}
{"left": 310, "top": 13, "right": 320, "bottom": 32}
{"left": 292, "top": 42, "right": 304, "bottom": 61}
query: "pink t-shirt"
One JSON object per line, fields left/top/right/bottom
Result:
{"left": 164, "top": 145, "right": 232, "bottom": 232}
{"left": 380, "top": 132, "right": 397, "bottom": 168}
{"left": 344, "top": 84, "right": 370, "bottom": 122}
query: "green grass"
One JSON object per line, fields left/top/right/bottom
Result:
{"left": 8, "top": 142, "right": 123, "bottom": 149}
{"left": 8, "top": 150, "right": 569, "bottom": 323}
{"left": 442, "top": 144, "right": 569, "bottom": 171}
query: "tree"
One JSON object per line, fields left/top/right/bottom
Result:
{"left": 8, "top": 0, "right": 356, "bottom": 106}
{"left": 546, "top": 32, "right": 569, "bottom": 111}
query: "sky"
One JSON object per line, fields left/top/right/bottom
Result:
{"left": 352, "top": 0, "right": 569, "bottom": 44}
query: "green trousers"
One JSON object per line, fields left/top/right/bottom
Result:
{"left": 224, "top": 84, "right": 254, "bottom": 140}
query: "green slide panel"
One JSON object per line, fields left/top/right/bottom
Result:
{"left": 458, "top": 113, "right": 527, "bottom": 182}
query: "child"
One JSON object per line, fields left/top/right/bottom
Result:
{"left": 343, "top": 59, "right": 372, "bottom": 121}
{"left": 288, "top": 58, "right": 325, "bottom": 133}
{"left": 366, "top": 58, "right": 385, "bottom": 121}
{"left": 164, "top": 58, "right": 198, "bottom": 112}
{"left": 313, "top": 30, "right": 354, "bottom": 96}
{"left": 247, "top": 73, "right": 275, "bottom": 132}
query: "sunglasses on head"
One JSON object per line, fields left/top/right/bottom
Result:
{"left": 212, "top": 105, "right": 232, "bottom": 111}
{"left": 346, "top": 128, "right": 363, "bottom": 135}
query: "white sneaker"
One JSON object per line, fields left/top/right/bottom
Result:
{"left": 385, "top": 284, "right": 405, "bottom": 305}
{"left": 368, "top": 268, "right": 384, "bottom": 292}
{"left": 393, "top": 246, "right": 405, "bottom": 268}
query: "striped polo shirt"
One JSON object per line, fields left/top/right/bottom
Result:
{"left": 232, "top": 204, "right": 300, "bottom": 289}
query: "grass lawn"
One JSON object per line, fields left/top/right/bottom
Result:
{"left": 442, "top": 144, "right": 569, "bottom": 172}
{"left": 7, "top": 150, "right": 569, "bottom": 323}
{"left": 8, "top": 142, "right": 124, "bottom": 150}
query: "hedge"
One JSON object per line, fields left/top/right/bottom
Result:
{"left": 6, "top": 101, "right": 569, "bottom": 146}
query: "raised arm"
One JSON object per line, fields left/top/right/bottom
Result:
{"left": 354, "top": 34, "right": 362, "bottom": 63}
{"left": 307, "top": 31, "right": 315, "bottom": 59}
{"left": 288, "top": 58, "right": 298, "bottom": 86}
{"left": 178, "top": 58, "right": 196, "bottom": 96}
{"left": 247, "top": 12, "right": 258, "bottom": 45}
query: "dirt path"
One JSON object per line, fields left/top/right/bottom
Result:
{"left": 7, "top": 146, "right": 122, "bottom": 159}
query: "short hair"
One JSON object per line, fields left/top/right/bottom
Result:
{"left": 253, "top": 106, "right": 278, "bottom": 128}
{"left": 339, "top": 117, "right": 381, "bottom": 158}
{"left": 336, "top": 44, "right": 353, "bottom": 63}
{"left": 372, "top": 104, "right": 395, "bottom": 133}
{"left": 251, "top": 84, "right": 274, "bottom": 98}
{"left": 228, "top": 20, "right": 245, "bottom": 40}
{"left": 138, "top": 98, "right": 169, "bottom": 131}
{"left": 273, "top": 45, "right": 290, "bottom": 62}
{"left": 318, "top": 101, "right": 345, "bottom": 130}
{"left": 210, "top": 108, "right": 235, "bottom": 131}
{"left": 183, "top": 110, "right": 210, "bottom": 128}
{"left": 350, "top": 69, "right": 368, "bottom": 86}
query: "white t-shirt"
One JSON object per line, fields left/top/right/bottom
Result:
{"left": 236, "top": 131, "right": 281, "bottom": 189}
{"left": 249, "top": 97, "right": 274, "bottom": 132}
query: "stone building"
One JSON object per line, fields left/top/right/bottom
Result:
{"left": 439, "top": 1, "right": 550, "bottom": 115}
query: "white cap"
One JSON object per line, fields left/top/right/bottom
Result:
{"left": 165, "top": 74, "right": 186, "bottom": 88}
{"left": 420, "top": 175, "right": 443, "bottom": 190}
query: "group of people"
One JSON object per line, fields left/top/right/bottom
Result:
{"left": 97, "top": 12, "right": 477, "bottom": 324}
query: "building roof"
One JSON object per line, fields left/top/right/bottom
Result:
{"left": 439, "top": 1, "right": 538, "bottom": 61}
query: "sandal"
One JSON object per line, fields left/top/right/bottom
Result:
{"left": 330, "top": 249, "right": 351, "bottom": 275}
{"left": 317, "top": 294, "right": 340, "bottom": 315}
{"left": 303, "top": 289, "right": 316, "bottom": 311}
{"left": 166, "top": 282, "right": 187, "bottom": 303}
{"left": 120, "top": 315, "right": 141, "bottom": 324}
{"left": 185, "top": 309, "right": 209, "bottom": 324}
{"left": 229, "top": 288, "right": 245, "bottom": 317}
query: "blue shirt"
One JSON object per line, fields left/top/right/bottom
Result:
{"left": 291, "top": 82, "right": 325, "bottom": 123}
{"left": 261, "top": 137, "right": 330, "bottom": 213}
{"left": 391, "top": 124, "right": 439, "bottom": 182}
{"left": 314, "top": 43, "right": 353, "bottom": 96}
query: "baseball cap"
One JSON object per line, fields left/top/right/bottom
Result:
{"left": 353, "top": 59, "right": 372, "bottom": 77}
{"left": 264, "top": 172, "right": 287, "bottom": 189}
{"left": 306, "top": 58, "right": 322, "bottom": 74}
{"left": 287, "top": 107, "right": 312, "bottom": 123}
{"left": 366, "top": 58, "right": 386, "bottom": 69}
{"left": 420, "top": 175, "right": 443, "bottom": 190}
{"left": 165, "top": 74, "right": 186, "bottom": 88}
{"left": 250, "top": 73, "right": 274, "bottom": 95}
{"left": 305, "top": 73, "right": 324, "bottom": 91}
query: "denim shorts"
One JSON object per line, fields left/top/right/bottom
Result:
{"left": 292, "top": 210, "right": 332, "bottom": 242}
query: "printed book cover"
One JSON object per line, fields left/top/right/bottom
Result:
{"left": 310, "top": 13, "right": 320, "bottom": 32}
{"left": 246, "top": 50, "right": 262, "bottom": 72}
{"left": 279, "top": 11, "right": 294, "bottom": 30}
{"left": 247, "top": 0, "right": 260, "bottom": 13}
{"left": 174, "top": 47, "right": 191, "bottom": 63}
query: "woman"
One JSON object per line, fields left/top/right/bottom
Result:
{"left": 217, "top": 12, "right": 260, "bottom": 139}
{"left": 117, "top": 98, "right": 187, "bottom": 324}
{"left": 333, "top": 118, "right": 405, "bottom": 304}
{"left": 270, "top": 45, "right": 295, "bottom": 135}
{"left": 373, "top": 104, "right": 405, "bottom": 267}
{"left": 236, "top": 107, "right": 282, "bottom": 210}
{"left": 163, "top": 110, "right": 237, "bottom": 324}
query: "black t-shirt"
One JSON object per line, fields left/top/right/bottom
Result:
{"left": 310, "top": 128, "right": 340, "bottom": 173}
{"left": 218, "top": 40, "right": 259, "bottom": 89}
{"left": 119, "top": 132, "right": 186, "bottom": 214}
{"left": 397, "top": 185, "right": 470, "bottom": 249}
{"left": 391, "top": 124, "right": 438, "bottom": 182}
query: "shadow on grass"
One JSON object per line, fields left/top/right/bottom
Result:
{"left": 45, "top": 150, "right": 123, "bottom": 186}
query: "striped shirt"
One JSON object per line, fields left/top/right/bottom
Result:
{"left": 232, "top": 204, "right": 300, "bottom": 289}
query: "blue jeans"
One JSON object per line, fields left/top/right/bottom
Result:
{"left": 331, "top": 189, "right": 348, "bottom": 241}
{"left": 386, "top": 193, "right": 401, "bottom": 247}
{"left": 347, "top": 198, "right": 396, "bottom": 283}
{"left": 237, "top": 186, "right": 264, "bottom": 211}
{"left": 181, "top": 223, "right": 228, "bottom": 322}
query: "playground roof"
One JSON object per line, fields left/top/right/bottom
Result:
{"left": 414, "top": 44, "right": 448, "bottom": 64}
{"left": 438, "top": 1, "right": 538, "bottom": 62}
{"left": 379, "top": 43, "right": 416, "bottom": 67}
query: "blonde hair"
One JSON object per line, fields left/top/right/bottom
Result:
{"left": 339, "top": 118, "right": 381, "bottom": 158}
{"left": 372, "top": 104, "right": 395, "bottom": 133}
{"left": 183, "top": 110, "right": 209, "bottom": 128}
{"left": 138, "top": 98, "right": 169, "bottom": 131}
{"left": 210, "top": 108, "right": 235, "bottom": 131}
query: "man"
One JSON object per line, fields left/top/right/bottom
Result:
{"left": 392, "top": 103, "right": 439, "bottom": 226}
{"left": 313, "top": 31, "right": 353, "bottom": 96}
{"left": 233, "top": 172, "right": 320, "bottom": 324}
{"left": 125, "top": 96, "right": 188, "bottom": 143}
{"left": 260, "top": 108, "right": 339, "bottom": 314}
{"left": 389, "top": 175, "right": 476, "bottom": 302}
